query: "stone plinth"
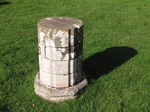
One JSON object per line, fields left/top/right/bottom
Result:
{"left": 34, "top": 17, "right": 88, "bottom": 103}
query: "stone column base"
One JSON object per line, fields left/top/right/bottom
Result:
{"left": 34, "top": 73, "right": 88, "bottom": 103}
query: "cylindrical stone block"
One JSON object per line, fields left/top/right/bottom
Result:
{"left": 38, "top": 17, "right": 83, "bottom": 88}
{"left": 34, "top": 17, "right": 88, "bottom": 102}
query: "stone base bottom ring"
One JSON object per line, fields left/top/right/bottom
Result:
{"left": 34, "top": 72, "right": 88, "bottom": 103}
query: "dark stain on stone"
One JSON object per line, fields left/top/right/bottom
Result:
{"left": 38, "top": 46, "right": 41, "bottom": 55}
{"left": 56, "top": 47, "right": 69, "bottom": 60}
{"left": 42, "top": 36, "right": 46, "bottom": 44}
{"left": 54, "top": 37, "right": 62, "bottom": 47}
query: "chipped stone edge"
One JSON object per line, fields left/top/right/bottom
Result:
{"left": 34, "top": 72, "right": 88, "bottom": 103}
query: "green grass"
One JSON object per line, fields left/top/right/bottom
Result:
{"left": 0, "top": 0, "right": 150, "bottom": 111}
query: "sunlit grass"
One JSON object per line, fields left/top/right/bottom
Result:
{"left": 0, "top": 0, "right": 150, "bottom": 111}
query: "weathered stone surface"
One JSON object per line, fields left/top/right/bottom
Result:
{"left": 39, "top": 70, "right": 82, "bottom": 87}
{"left": 34, "top": 73, "right": 88, "bottom": 103}
{"left": 38, "top": 43, "right": 82, "bottom": 60}
{"left": 35, "top": 17, "right": 87, "bottom": 102}
{"left": 38, "top": 17, "right": 83, "bottom": 48}
{"left": 39, "top": 56, "right": 82, "bottom": 75}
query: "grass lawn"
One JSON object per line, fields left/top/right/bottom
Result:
{"left": 0, "top": 0, "right": 150, "bottom": 111}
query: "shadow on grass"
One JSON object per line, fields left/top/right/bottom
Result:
{"left": 0, "top": 105, "right": 9, "bottom": 112}
{"left": 0, "top": 1, "right": 11, "bottom": 6}
{"left": 83, "top": 46, "right": 138, "bottom": 82}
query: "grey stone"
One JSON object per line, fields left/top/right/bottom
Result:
{"left": 38, "top": 43, "right": 82, "bottom": 60}
{"left": 38, "top": 17, "right": 83, "bottom": 48}
{"left": 34, "top": 73, "right": 88, "bottom": 103}
{"left": 34, "top": 17, "right": 88, "bottom": 102}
